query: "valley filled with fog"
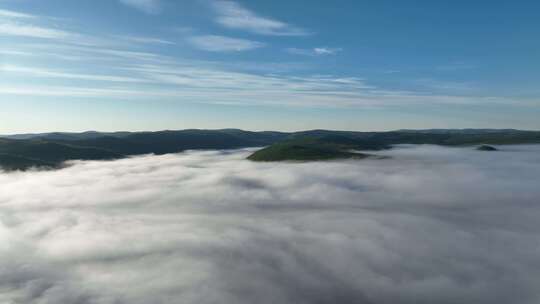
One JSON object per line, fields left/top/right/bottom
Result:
{"left": 1, "top": 145, "right": 540, "bottom": 304}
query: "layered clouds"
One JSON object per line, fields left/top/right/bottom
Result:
{"left": 2, "top": 2, "right": 537, "bottom": 113}
{"left": 0, "top": 8, "right": 74, "bottom": 40}
{"left": 1, "top": 145, "right": 540, "bottom": 303}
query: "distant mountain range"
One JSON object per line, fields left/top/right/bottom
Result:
{"left": 0, "top": 131, "right": 133, "bottom": 141}
{"left": 396, "top": 128, "right": 524, "bottom": 134}
{"left": 1, "top": 128, "right": 539, "bottom": 170}
{"left": 1, "top": 128, "right": 532, "bottom": 141}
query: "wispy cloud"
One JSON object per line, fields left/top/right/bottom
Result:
{"left": 0, "top": 8, "right": 76, "bottom": 40}
{"left": 1, "top": 59, "right": 530, "bottom": 108}
{"left": 2, "top": 64, "right": 147, "bottom": 83}
{"left": 0, "top": 9, "right": 35, "bottom": 19}
{"left": 0, "top": 6, "right": 532, "bottom": 111}
{"left": 0, "top": 22, "right": 73, "bottom": 39}
{"left": 287, "top": 47, "right": 342, "bottom": 56}
{"left": 118, "top": 0, "right": 161, "bottom": 14}
{"left": 187, "top": 35, "right": 265, "bottom": 52}
{"left": 6, "top": 41, "right": 175, "bottom": 64}
{"left": 0, "top": 49, "right": 34, "bottom": 56}
{"left": 211, "top": 0, "right": 310, "bottom": 36}
{"left": 314, "top": 47, "right": 342, "bottom": 55}
{"left": 116, "top": 35, "right": 175, "bottom": 45}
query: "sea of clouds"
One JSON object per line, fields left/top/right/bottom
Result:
{"left": 1, "top": 145, "right": 540, "bottom": 304}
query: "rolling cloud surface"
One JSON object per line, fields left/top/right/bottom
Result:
{"left": 1, "top": 145, "right": 540, "bottom": 304}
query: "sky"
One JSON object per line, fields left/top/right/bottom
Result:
{"left": 1, "top": 0, "right": 539, "bottom": 133}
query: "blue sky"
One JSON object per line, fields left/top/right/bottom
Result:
{"left": 1, "top": 0, "right": 539, "bottom": 133}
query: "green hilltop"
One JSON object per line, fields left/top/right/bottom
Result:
{"left": 247, "top": 134, "right": 383, "bottom": 162}
{"left": 247, "top": 142, "right": 373, "bottom": 162}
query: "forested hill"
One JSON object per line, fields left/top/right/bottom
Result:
{"left": 1, "top": 129, "right": 540, "bottom": 170}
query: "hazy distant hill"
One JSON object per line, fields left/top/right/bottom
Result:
{"left": 0, "top": 129, "right": 288, "bottom": 170}
{"left": 396, "top": 129, "right": 523, "bottom": 134}
{"left": 1, "top": 131, "right": 132, "bottom": 141}
{"left": 249, "top": 129, "right": 540, "bottom": 161}
{"left": 0, "top": 138, "right": 122, "bottom": 167}
{"left": 1, "top": 128, "right": 540, "bottom": 170}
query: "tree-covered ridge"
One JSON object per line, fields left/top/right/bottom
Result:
{"left": 247, "top": 142, "right": 373, "bottom": 162}
{"left": 246, "top": 130, "right": 540, "bottom": 162}
{"left": 0, "top": 129, "right": 288, "bottom": 171}
{"left": 1, "top": 129, "right": 539, "bottom": 170}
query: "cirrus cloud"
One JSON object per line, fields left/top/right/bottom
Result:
{"left": 0, "top": 8, "right": 35, "bottom": 19}
{"left": 0, "top": 22, "right": 73, "bottom": 39}
{"left": 287, "top": 47, "right": 343, "bottom": 56}
{"left": 187, "top": 35, "right": 265, "bottom": 52}
{"left": 211, "top": 0, "right": 310, "bottom": 36}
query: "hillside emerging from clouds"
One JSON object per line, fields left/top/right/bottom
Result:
{"left": 1, "top": 128, "right": 540, "bottom": 170}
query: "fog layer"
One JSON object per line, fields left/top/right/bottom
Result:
{"left": 1, "top": 145, "right": 540, "bottom": 304}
